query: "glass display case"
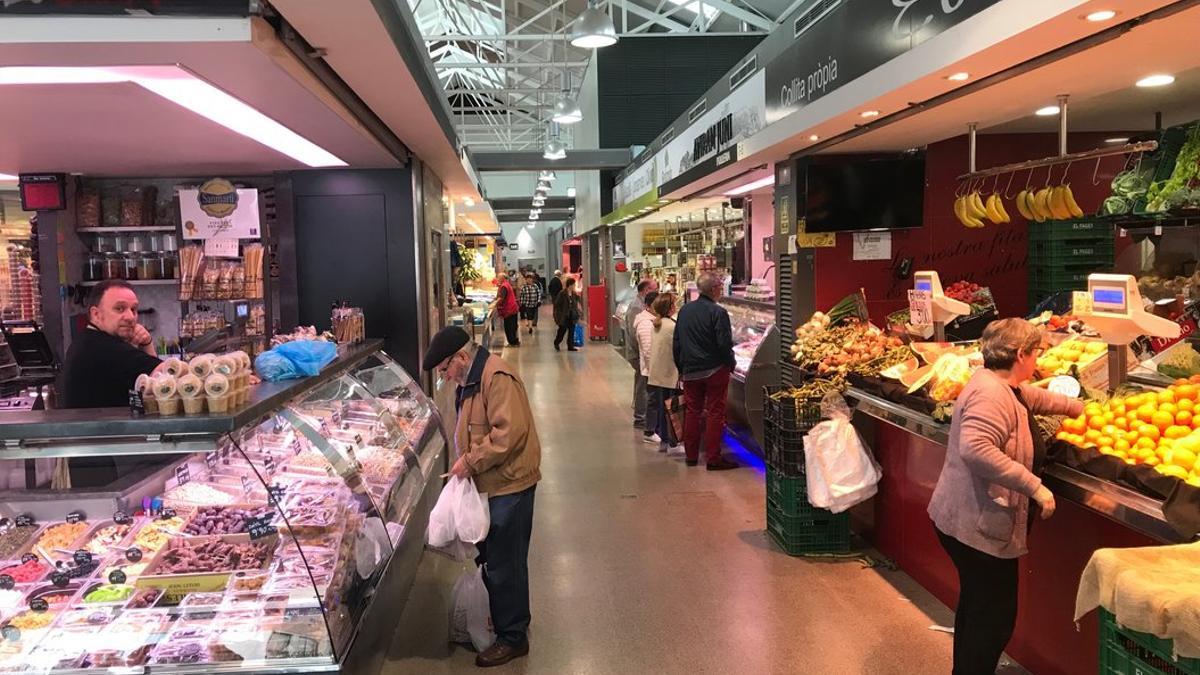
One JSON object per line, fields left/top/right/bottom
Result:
{"left": 719, "top": 297, "right": 780, "bottom": 452}
{"left": 0, "top": 342, "right": 445, "bottom": 674}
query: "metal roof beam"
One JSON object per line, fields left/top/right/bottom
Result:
{"left": 694, "top": 0, "right": 774, "bottom": 30}
{"left": 473, "top": 149, "right": 635, "bottom": 170}
{"left": 434, "top": 61, "right": 589, "bottom": 68}
{"left": 623, "top": 0, "right": 692, "bottom": 33}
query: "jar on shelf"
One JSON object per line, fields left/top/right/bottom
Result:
{"left": 158, "top": 251, "right": 177, "bottom": 279}
{"left": 101, "top": 253, "right": 124, "bottom": 280}
{"left": 122, "top": 253, "right": 139, "bottom": 281}
{"left": 83, "top": 253, "right": 104, "bottom": 282}
{"left": 137, "top": 253, "right": 159, "bottom": 280}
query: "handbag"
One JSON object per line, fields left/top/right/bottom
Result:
{"left": 666, "top": 394, "right": 685, "bottom": 443}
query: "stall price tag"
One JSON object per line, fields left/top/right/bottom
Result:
{"left": 908, "top": 289, "right": 933, "bottom": 327}
{"left": 29, "top": 597, "right": 48, "bottom": 613}
{"left": 266, "top": 484, "right": 285, "bottom": 505}
{"left": 175, "top": 464, "right": 191, "bottom": 486}
{"left": 241, "top": 475, "right": 251, "bottom": 495}
{"left": 0, "top": 575, "right": 14, "bottom": 591}
{"left": 125, "top": 548, "right": 143, "bottom": 564}
{"left": 49, "top": 572, "right": 68, "bottom": 589}
{"left": 160, "top": 508, "right": 177, "bottom": 521}
{"left": 264, "top": 454, "right": 276, "bottom": 475}
{"left": 204, "top": 453, "right": 218, "bottom": 472}
{"left": 20, "top": 553, "right": 36, "bottom": 564}
{"left": 2, "top": 625, "right": 20, "bottom": 642}
{"left": 1072, "top": 291, "right": 1093, "bottom": 317}
{"left": 14, "top": 515, "right": 32, "bottom": 528}
{"left": 246, "top": 515, "right": 277, "bottom": 541}
{"left": 108, "top": 569, "right": 127, "bottom": 585}
{"left": 292, "top": 438, "right": 303, "bottom": 456}
{"left": 128, "top": 389, "right": 145, "bottom": 417}
{"left": 65, "top": 510, "right": 84, "bottom": 525}
{"left": 113, "top": 511, "right": 132, "bottom": 526}
{"left": 73, "top": 550, "right": 92, "bottom": 566}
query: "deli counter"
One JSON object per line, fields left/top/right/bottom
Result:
{"left": 720, "top": 297, "right": 780, "bottom": 450}
{"left": 0, "top": 341, "right": 446, "bottom": 675}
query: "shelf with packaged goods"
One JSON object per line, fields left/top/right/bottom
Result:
{"left": 80, "top": 279, "right": 178, "bottom": 287}
{"left": 76, "top": 226, "right": 179, "bottom": 234}
{"left": 0, "top": 341, "right": 446, "bottom": 675}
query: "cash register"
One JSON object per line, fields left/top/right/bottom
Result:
{"left": 1080, "top": 274, "right": 1181, "bottom": 386}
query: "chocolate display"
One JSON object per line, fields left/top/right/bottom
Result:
{"left": 0, "top": 523, "right": 38, "bottom": 559}
{"left": 156, "top": 539, "right": 272, "bottom": 574}
{"left": 184, "top": 505, "right": 275, "bottom": 536}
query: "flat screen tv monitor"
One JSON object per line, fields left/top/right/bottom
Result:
{"left": 804, "top": 156, "right": 925, "bottom": 233}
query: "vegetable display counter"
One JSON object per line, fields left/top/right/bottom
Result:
{"left": 845, "top": 387, "right": 1182, "bottom": 675}
{"left": 0, "top": 341, "right": 446, "bottom": 675}
{"left": 720, "top": 297, "right": 780, "bottom": 450}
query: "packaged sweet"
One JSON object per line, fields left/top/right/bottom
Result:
{"left": 81, "top": 583, "right": 135, "bottom": 604}
{"left": 154, "top": 538, "right": 272, "bottom": 574}
{"left": 124, "top": 587, "right": 162, "bottom": 609}
{"left": 132, "top": 516, "right": 185, "bottom": 552}
{"left": 57, "top": 606, "right": 118, "bottom": 628}
{"left": 34, "top": 520, "right": 89, "bottom": 558}
{"left": 178, "top": 592, "right": 224, "bottom": 610}
{"left": 4, "top": 608, "right": 59, "bottom": 632}
{"left": 164, "top": 482, "right": 239, "bottom": 506}
{"left": 149, "top": 639, "right": 209, "bottom": 665}
{"left": 184, "top": 505, "right": 274, "bottom": 536}
{"left": 0, "top": 558, "right": 48, "bottom": 583}
{"left": 0, "top": 521, "right": 38, "bottom": 560}
{"left": 80, "top": 522, "right": 134, "bottom": 556}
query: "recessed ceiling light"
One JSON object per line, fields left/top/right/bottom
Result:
{"left": 1105, "top": 137, "right": 1129, "bottom": 143}
{"left": 946, "top": 72, "right": 970, "bottom": 82}
{"left": 567, "top": 187, "right": 577, "bottom": 198}
{"left": 808, "top": 134, "right": 819, "bottom": 141}
{"left": 860, "top": 110, "right": 880, "bottom": 119}
{"left": 1136, "top": 74, "right": 1175, "bottom": 88}
{"left": 1035, "top": 106, "right": 1061, "bottom": 116}
{"left": 1085, "top": 10, "right": 1117, "bottom": 22}
{"left": 0, "top": 173, "right": 16, "bottom": 182}
{"left": 463, "top": 197, "right": 475, "bottom": 207}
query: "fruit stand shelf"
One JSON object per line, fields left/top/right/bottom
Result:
{"left": 80, "top": 279, "right": 177, "bottom": 287}
{"left": 76, "top": 226, "right": 178, "bottom": 234}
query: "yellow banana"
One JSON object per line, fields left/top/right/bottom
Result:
{"left": 1026, "top": 191, "right": 1042, "bottom": 222}
{"left": 995, "top": 194, "right": 1011, "bottom": 223}
{"left": 953, "top": 196, "right": 968, "bottom": 227}
{"left": 1063, "top": 183, "right": 1085, "bottom": 218}
{"left": 955, "top": 196, "right": 984, "bottom": 228}
{"left": 967, "top": 192, "right": 988, "bottom": 220}
{"left": 1015, "top": 190, "right": 1035, "bottom": 220}
{"left": 1033, "top": 188, "right": 1053, "bottom": 222}
{"left": 984, "top": 193, "right": 1003, "bottom": 224}
{"left": 1049, "top": 186, "right": 1072, "bottom": 220}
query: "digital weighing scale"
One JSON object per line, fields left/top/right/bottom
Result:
{"left": 912, "top": 271, "right": 970, "bottom": 342}
{"left": 1081, "top": 274, "right": 1180, "bottom": 386}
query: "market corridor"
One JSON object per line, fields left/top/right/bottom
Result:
{"left": 384, "top": 318, "right": 990, "bottom": 674}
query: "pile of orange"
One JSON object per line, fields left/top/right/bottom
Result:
{"left": 1056, "top": 376, "right": 1200, "bottom": 487}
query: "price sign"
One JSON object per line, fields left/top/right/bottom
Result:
{"left": 266, "top": 484, "right": 285, "bottom": 506}
{"left": 29, "top": 597, "right": 48, "bottom": 613}
{"left": 108, "top": 569, "right": 127, "bottom": 585}
{"left": 128, "top": 389, "right": 145, "bottom": 416}
{"left": 125, "top": 548, "right": 143, "bottom": 563}
{"left": 204, "top": 453, "right": 218, "bottom": 472}
{"left": 20, "top": 553, "right": 36, "bottom": 564}
{"left": 1072, "top": 291, "right": 1094, "bottom": 316}
{"left": 0, "top": 575, "right": 14, "bottom": 591}
{"left": 65, "top": 510, "right": 85, "bottom": 525}
{"left": 264, "top": 454, "right": 276, "bottom": 475}
{"left": 246, "top": 515, "right": 277, "bottom": 541}
{"left": 908, "top": 289, "right": 933, "bottom": 327}
{"left": 14, "top": 515, "right": 33, "bottom": 528}
{"left": 49, "top": 572, "right": 68, "bottom": 589}
{"left": 73, "top": 550, "right": 92, "bottom": 566}
{"left": 160, "top": 508, "right": 177, "bottom": 521}
{"left": 113, "top": 511, "right": 132, "bottom": 526}
{"left": 292, "top": 438, "right": 303, "bottom": 456}
{"left": 175, "top": 464, "right": 191, "bottom": 486}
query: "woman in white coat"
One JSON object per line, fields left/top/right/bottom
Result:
{"left": 644, "top": 293, "right": 683, "bottom": 454}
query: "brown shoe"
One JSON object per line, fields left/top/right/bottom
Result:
{"left": 706, "top": 458, "right": 739, "bottom": 471}
{"left": 475, "top": 640, "right": 529, "bottom": 668}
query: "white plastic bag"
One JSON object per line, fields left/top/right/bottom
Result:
{"left": 449, "top": 565, "right": 495, "bottom": 652}
{"left": 427, "top": 475, "right": 491, "bottom": 552}
{"left": 803, "top": 393, "right": 882, "bottom": 514}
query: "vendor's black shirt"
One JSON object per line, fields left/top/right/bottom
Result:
{"left": 60, "top": 327, "right": 161, "bottom": 409}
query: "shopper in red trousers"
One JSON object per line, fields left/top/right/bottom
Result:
{"left": 671, "top": 272, "right": 738, "bottom": 470}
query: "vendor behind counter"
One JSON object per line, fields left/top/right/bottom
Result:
{"left": 59, "top": 280, "right": 168, "bottom": 487}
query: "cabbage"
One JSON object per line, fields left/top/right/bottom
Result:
{"left": 1102, "top": 196, "right": 1130, "bottom": 215}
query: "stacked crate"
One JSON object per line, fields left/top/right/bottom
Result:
{"left": 1027, "top": 220, "right": 1116, "bottom": 309}
{"left": 1099, "top": 609, "right": 1200, "bottom": 675}
{"left": 762, "top": 388, "right": 851, "bottom": 556}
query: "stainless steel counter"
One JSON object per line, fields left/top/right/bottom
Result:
{"left": 845, "top": 386, "right": 1190, "bottom": 544}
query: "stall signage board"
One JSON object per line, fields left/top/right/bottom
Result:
{"left": 179, "top": 180, "right": 260, "bottom": 240}
{"left": 1133, "top": 303, "right": 1200, "bottom": 357}
{"left": 795, "top": 218, "right": 834, "bottom": 249}
{"left": 613, "top": 155, "right": 658, "bottom": 209}
{"left": 908, "top": 290, "right": 933, "bottom": 326}
{"left": 764, "top": 0, "right": 1001, "bottom": 124}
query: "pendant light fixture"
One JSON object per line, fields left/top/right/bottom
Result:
{"left": 553, "top": 4, "right": 584, "bottom": 124}
{"left": 543, "top": 121, "right": 566, "bottom": 160}
{"left": 571, "top": 0, "right": 617, "bottom": 49}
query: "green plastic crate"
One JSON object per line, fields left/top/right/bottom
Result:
{"left": 766, "top": 496, "right": 850, "bottom": 556}
{"left": 766, "top": 468, "right": 818, "bottom": 517}
{"left": 1028, "top": 220, "right": 1114, "bottom": 242}
{"left": 1027, "top": 239, "right": 1114, "bottom": 262}
{"left": 1029, "top": 261, "right": 1113, "bottom": 289}
{"left": 1099, "top": 609, "right": 1200, "bottom": 675}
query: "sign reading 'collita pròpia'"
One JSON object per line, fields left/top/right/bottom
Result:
{"left": 765, "top": 0, "right": 1001, "bottom": 124}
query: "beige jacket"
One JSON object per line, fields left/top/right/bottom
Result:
{"left": 634, "top": 309, "right": 656, "bottom": 377}
{"left": 455, "top": 352, "right": 542, "bottom": 497}
{"left": 927, "top": 368, "right": 1083, "bottom": 558}
{"left": 647, "top": 317, "right": 679, "bottom": 389}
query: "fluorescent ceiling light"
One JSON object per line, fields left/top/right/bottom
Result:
{"left": 1035, "top": 106, "right": 1060, "bottom": 116}
{"left": 1136, "top": 74, "right": 1175, "bottom": 88}
{"left": 946, "top": 72, "right": 970, "bottom": 81}
{"left": 1085, "top": 10, "right": 1117, "bottom": 21}
{"left": 808, "top": 134, "right": 820, "bottom": 141}
{"left": 860, "top": 110, "right": 880, "bottom": 118}
{"left": 0, "top": 174, "right": 16, "bottom": 182}
{"left": 0, "top": 66, "right": 346, "bottom": 168}
{"left": 567, "top": 187, "right": 577, "bottom": 198}
{"left": 1106, "top": 137, "right": 1129, "bottom": 143}
{"left": 725, "top": 176, "right": 774, "bottom": 196}
{"left": 463, "top": 197, "right": 475, "bottom": 207}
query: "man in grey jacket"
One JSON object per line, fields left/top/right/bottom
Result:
{"left": 624, "top": 278, "right": 657, "bottom": 427}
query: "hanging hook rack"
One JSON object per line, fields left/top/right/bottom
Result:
{"left": 1003, "top": 171, "right": 1017, "bottom": 200}
{"left": 955, "top": 141, "right": 1158, "bottom": 181}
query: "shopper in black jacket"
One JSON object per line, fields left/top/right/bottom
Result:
{"left": 552, "top": 277, "right": 580, "bottom": 352}
{"left": 548, "top": 271, "right": 563, "bottom": 303}
{"left": 672, "top": 273, "right": 738, "bottom": 471}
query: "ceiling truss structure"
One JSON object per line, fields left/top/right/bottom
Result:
{"left": 409, "top": 0, "right": 790, "bottom": 151}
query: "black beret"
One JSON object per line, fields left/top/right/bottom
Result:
{"left": 422, "top": 326, "right": 471, "bottom": 371}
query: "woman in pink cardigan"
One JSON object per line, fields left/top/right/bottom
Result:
{"left": 927, "top": 318, "right": 1084, "bottom": 675}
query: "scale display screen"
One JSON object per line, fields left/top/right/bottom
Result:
{"left": 1092, "top": 287, "right": 1127, "bottom": 312}
{"left": 915, "top": 279, "right": 932, "bottom": 292}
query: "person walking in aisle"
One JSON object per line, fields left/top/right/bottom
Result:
{"left": 518, "top": 272, "right": 542, "bottom": 335}
{"left": 548, "top": 270, "right": 563, "bottom": 304}
{"left": 493, "top": 271, "right": 520, "bottom": 347}
{"left": 672, "top": 272, "right": 738, "bottom": 471}
{"left": 625, "top": 278, "right": 658, "bottom": 428}
{"left": 633, "top": 290, "right": 660, "bottom": 444}
{"left": 928, "top": 318, "right": 1082, "bottom": 675}
{"left": 423, "top": 327, "right": 541, "bottom": 668}
{"left": 646, "top": 292, "right": 684, "bottom": 455}
{"left": 552, "top": 277, "right": 581, "bottom": 352}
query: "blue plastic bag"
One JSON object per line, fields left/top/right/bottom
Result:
{"left": 274, "top": 340, "right": 338, "bottom": 376}
{"left": 573, "top": 324, "right": 584, "bottom": 347}
{"left": 254, "top": 350, "right": 301, "bottom": 382}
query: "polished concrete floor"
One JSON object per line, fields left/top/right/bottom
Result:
{"left": 382, "top": 315, "right": 1025, "bottom": 674}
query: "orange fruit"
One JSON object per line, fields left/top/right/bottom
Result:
{"left": 1115, "top": 417, "right": 1129, "bottom": 431}
{"left": 1165, "top": 425, "right": 1191, "bottom": 440}
{"left": 1161, "top": 403, "right": 1178, "bottom": 416}
{"left": 1098, "top": 435, "right": 1115, "bottom": 447}
{"left": 1115, "top": 439, "right": 1132, "bottom": 453}
{"left": 1140, "top": 424, "right": 1161, "bottom": 441}
{"left": 1181, "top": 399, "right": 1195, "bottom": 413}
{"left": 1145, "top": 456, "right": 1161, "bottom": 467}
{"left": 1152, "top": 411, "right": 1175, "bottom": 431}
{"left": 1089, "top": 415, "right": 1108, "bottom": 430}
{"left": 1190, "top": 374, "right": 1200, "bottom": 384}
{"left": 1178, "top": 411, "right": 1194, "bottom": 426}
{"left": 1124, "top": 430, "right": 1141, "bottom": 444}
{"left": 1102, "top": 425, "right": 1119, "bottom": 437}
{"left": 1085, "top": 403, "right": 1103, "bottom": 416}
{"left": 1192, "top": 415, "right": 1200, "bottom": 431}
{"left": 1137, "top": 437, "right": 1156, "bottom": 450}
{"left": 1112, "top": 402, "right": 1128, "bottom": 416}
{"left": 1085, "top": 429, "right": 1102, "bottom": 443}
{"left": 1056, "top": 431, "right": 1069, "bottom": 441}
{"left": 1137, "top": 405, "right": 1158, "bottom": 423}
{"left": 1177, "top": 379, "right": 1190, "bottom": 387}
{"left": 1159, "top": 390, "right": 1177, "bottom": 405}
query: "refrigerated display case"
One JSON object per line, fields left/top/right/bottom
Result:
{"left": 720, "top": 296, "right": 779, "bottom": 450}
{"left": 0, "top": 341, "right": 445, "bottom": 675}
